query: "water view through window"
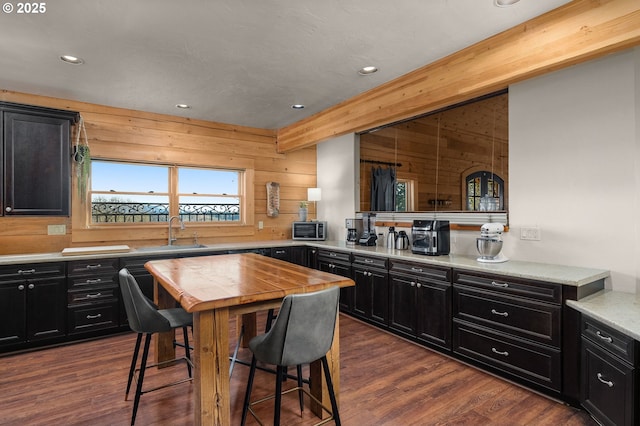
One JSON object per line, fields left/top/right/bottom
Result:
{"left": 91, "top": 161, "right": 241, "bottom": 223}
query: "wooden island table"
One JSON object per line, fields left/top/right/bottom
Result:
{"left": 145, "top": 253, "right": 355, "bottom": 425}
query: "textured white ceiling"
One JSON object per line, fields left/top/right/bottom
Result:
{"left": 0, "top": 0, "right": 572, "bottom": 129}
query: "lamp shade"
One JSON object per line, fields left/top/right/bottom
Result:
{"left": 307, "top": 187, "right": 322, "bottom": 202}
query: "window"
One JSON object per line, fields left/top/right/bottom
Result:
{"left": 90, "top": 160, "right": 242, "bottom": 224}
{"left": 395, "top": 178, "right": 415, "bottom": 212}
{"left": 466, "top": 171, "right": 504, "bottom": 211}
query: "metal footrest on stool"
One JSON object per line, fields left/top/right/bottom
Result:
{"left": 126, "top": 356, "right": 194, "bottom": 398}
{"left": 247, "top": 385, "right": 337, "bottom": 426}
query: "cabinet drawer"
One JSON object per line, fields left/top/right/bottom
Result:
{"left": 68, "top": 287, "right": 118, "bottom": 305}
{"left": 390, "top": 260, "right": 450, "bottom": 283}
{"left": 453, "top": 270, "right": 561, "bottom": 304}
{"left": 68, "top": 303, "right": 119, "bottom": 334}
{"left": 453, "top": 320, "right": 561, "bottom": 391}
{"left": 67, "top": 258, "right": 119, "bottom": 277}
{"left": 68, "top": 274, "right": 117, "bottom": 289}
{"left": 317, "top": 249, "right": 351, "bottom": 263}
{"left": 0, "top": 262, "right": 65, "bottom": 280}
{"left": 582, "top": 316, "right": 638, "bottom": 365}
{"left": 581, "top": 339, "right": 636, "bottom": 426}
{"left": 454, "top": 284, "right": 561, "bottom": 347}
{"left": 352, "top": 254, "right": 387, "bottom": 270}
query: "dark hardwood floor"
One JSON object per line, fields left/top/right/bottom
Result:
{"left": 0, "top": 314, "right": 596, "bottom": 425}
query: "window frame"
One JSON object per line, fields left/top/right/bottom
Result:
{"left": 86, "top": 159, "right": 250, "bottom": 227}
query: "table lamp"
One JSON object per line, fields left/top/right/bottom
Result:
{"left": 307, "top": 187, "right": 321, "bottom": 220}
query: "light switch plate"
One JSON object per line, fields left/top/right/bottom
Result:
{"left": 48, "top": 224, "right": 66, "bottom": 235}
{"left": 520, "top": 226, "right": 541, "bottom": 241}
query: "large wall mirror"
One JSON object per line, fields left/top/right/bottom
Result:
{"left": 359, "top": 90, "right": 508, "bottom": 214}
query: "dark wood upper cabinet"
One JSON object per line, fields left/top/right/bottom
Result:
{"left": 1, "top": 102, "right": 79, "bottom": 216}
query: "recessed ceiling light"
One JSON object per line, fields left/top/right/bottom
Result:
{"left": 60, "top": 55, "right": 84, "bottom": 65}
{"left": 494, "top": 0, "right": 521, "bottom": 7}
{"left": 358, "top": 66, "right": 378, "bottom": 75}
{"left": 291, "top": 104, "right": 305, "bottom": 109}
{"left": 175, "top": 104, "right": 191, "bottom": 109}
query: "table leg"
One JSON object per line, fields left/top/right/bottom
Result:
{"left": 240, "top": 312, "right": 257, "bottom": 348}
{"left": 154, "top": 278, "right": 176, "bottom": 364}
{"left": 193, "top": 308, "right": 231, "bottom": 426}
{"left": 309, "top": 311, "right": 341, "bottom": 418}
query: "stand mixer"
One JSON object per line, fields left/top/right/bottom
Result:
{"left": 476, "top": 223, "right": 508, "bottom": 263}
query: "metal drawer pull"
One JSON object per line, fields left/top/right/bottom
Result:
{"left": 416, "top": 282, "right": 422, "bottom": 288}
{"left": 86, "top": 293, "right": 102, "bottom": 299}
{"left": 86, "top": 314, "right": 102, "bottom": 319}
{"left": 491, "top": 309, "right": 509, "bottom": 317}
{"left": 596, "top": 331, "right": 613, "bottom": 343}
{"left": 411, "top": 267, "right": 423, "bottom": 272}
{"left": 329, "top": 252, "right": 337, "bottom": 257}
{"left": 364, "top": 259, "right": 375, "bottom": 263}
{"left": 491, "top": 281, "right": 509, "bottom": 288}
{"left": 86, "top": 278, "right": 102, "bottom": 284}
{"left": 491, "top": 347, "right": 509, "bottom": 357}
{"left": 275, "top": 250, "right": 285, "bottom": 254}
{"left": 18, "top": 269, "right": 36, "bottom": 275}
{"left": 596, "top": 373, "right": 614, "bottom": 388}
{"left": 410, "top": 281, "right": 416, "bottom": 287}
{"left": 85, "top": 264, "right": 102, "bottom": 270}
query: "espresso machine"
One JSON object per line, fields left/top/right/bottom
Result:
{"left": 345, "top": 218, "right": 363, "bottom": 245}
{"left": 359, "top": 213, "right": 378, "bottom": 246}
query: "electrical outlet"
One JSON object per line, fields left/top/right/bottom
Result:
{"left": 258, "top": 221, "right": 264, "bottom": 230}
{"left": 520, "top": 226, "right": 541, "bottom": 241}
{"left": 47, "top": 224, "right": 66, "bottom": 235}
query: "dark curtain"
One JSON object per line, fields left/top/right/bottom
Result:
{"left": 370, "top": 166, "right": 396, "bottom": 211}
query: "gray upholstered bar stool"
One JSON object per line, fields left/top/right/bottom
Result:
{"left": 241, "top": 286, "right": 341, "bottom": 426}
{"left": 118, "top": 268, "right": 194, "bottom": 426}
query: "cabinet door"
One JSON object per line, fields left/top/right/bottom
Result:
{"left": 416, "top": 281, "right": 451, "bottom": 349}
{"left": 3, "top": 112, "right": 71, "bottom": 216}
{"left": 389, "top": 275, "right": 415, "bottom": 336}
{"left": 370, "top": 269, "right": 389, "bottom": 326}
{"left": 352, "top": 267, "right": 371, "bottom": 319}
{"left": 26, "top": 277, "right": 66, "bottom": 341}
{"left": 582, "top": 339, "right": 636, "bottom": 426}
{"left": 319, "top": 258, "right": 352, "bottom": 312}
{"left": 0, "top": 280, "right": 26, "bottom": 346}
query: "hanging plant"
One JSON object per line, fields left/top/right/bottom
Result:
{"left": 73, "top": 115, "right": 90, "bottom": 203}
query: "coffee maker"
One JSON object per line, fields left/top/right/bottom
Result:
{"left": 359, "top": 213, "right": 378, "bottom": 246}
{"left": 345, "top": 218, "right": 363, "bottom": 245}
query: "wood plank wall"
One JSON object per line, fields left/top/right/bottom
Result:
{"left": 277, "top": 0, "right": 640, "bottom": 152}
{"left": 359, "top": 93, "right": 508, "bottom": 212}
{"left": 0, "top": 90, "right": 316, "bottom": 255}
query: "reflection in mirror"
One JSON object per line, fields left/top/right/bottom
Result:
{"left": 359, "top": 91, "right": 508, "bottom": 213}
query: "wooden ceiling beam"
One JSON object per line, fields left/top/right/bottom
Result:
{"left": 276, "top": 0, "right": 640, "bottom": 153}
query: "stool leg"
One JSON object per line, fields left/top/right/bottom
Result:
{"left": 265, "top": 308, "right": 275, "bottom": 332}
{"left": 182, "top": 327, "right": 192, "bottom": 378}
{"left": 296, "top": 364, "right": 304, "bottom": 412}
{"left": 241, "top": 355, "right": 258, "bottom": 426}
{"left": 131, "top": 333, "right": 152, "bottom": 425}
{"left": 321, "top": 356, "right": 341, "bottom": 426}
{"left": 274, "top": 365, "right": 283, "bottom": 426}
{"left": 125, "top": 333, "right": 143, "bottom": 399}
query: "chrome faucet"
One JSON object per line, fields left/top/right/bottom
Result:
{"left": 168, "top": 215, "right": 185, "bottom": 246}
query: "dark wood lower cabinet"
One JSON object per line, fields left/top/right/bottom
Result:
{"left": 352, "top": 255, "right": 388, "bottom": 326}
{"left": 0, "top": 262, "right": 67, "bottom": 352}
{"left": 453, "top": 319, "right": 562, "bottom": 391}
{"left": 580, "top": 315, "right": 638, "bottom": 426}
{"left": 389, "top": 260, "right": 451, "bottom": 350}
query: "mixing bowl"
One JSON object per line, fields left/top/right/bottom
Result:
{"left": 476, "top": 237, "right": 503, "bottom": 259}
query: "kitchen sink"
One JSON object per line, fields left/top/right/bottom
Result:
{"left": 136, "top": 244, "right": 207, "bottom": 251}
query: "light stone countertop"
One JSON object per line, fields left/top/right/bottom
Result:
{"left": 567, "top": 290, "right": 640, "bottom": 341}
{"left": 0, "top": 239, "right": 609, "bottom": 288}
{"left": 307, "top": 241, "right": 610, "bottom": 287}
